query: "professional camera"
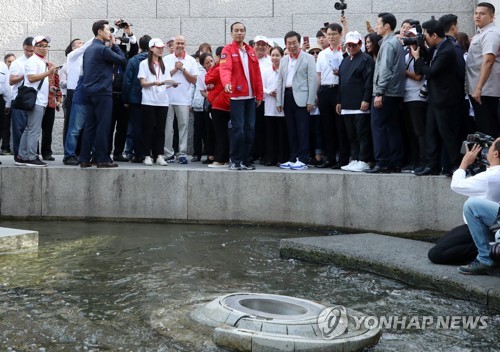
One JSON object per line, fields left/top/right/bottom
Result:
{"left": 334, "top": 0, "right": 347, "bottom": 15}
{"left": 401, "top": 21, "right": 425, "bottom": 49}
{"left": 419, "top": 83, "right": 428, "bottom": 99}
{"left": 115, "top": 19, "right": 131, "bottom": 29}
{"left": 460, "top": 132, "right": 495, "bottom": 166}
{"left": 489, "top": 216, "right": 500, "bottom": 263}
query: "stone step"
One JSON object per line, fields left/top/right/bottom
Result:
{"left": 279, "top": 234, "right": 500, "bottom": 310}
{"left": 0, "top": 227, "right": 38, "bottom": 254}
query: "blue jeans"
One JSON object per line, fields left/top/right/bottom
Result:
{"left": 229, "top": 98, "right": 256, "bottom": 164}
{"left": 64, "top": 102, "right": 87, "bottom": 158}
{"left": 463, "top": 197, "right": 500, "bottom": 266}
{"left": 10, "top": 106, "right": 28, "bottom": 156}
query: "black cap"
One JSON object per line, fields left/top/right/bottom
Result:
{"left": 23, "top": 37, "right": 34, "bottom": 46}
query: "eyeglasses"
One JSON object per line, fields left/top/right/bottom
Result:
{"left": 346, "top": 43, "right": 359, "bottom": 47}
{"left": 36, "top": 45, "right": 50, "bottom": 48}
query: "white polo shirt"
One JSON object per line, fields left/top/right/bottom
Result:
{"left": 137, "top": 57, "right": 171, "bottom": 107}
{"left": 9, "top": 55, "right": 29, "bottom": 100}
{"left": 24, "top": 54, "right": 49, "bottom": 107}
{"left": 66, "top": 38, "right": 93, "bottom": 90}
{"left": 0, "top": 62, "right": 12, "bottom": 108}
{"left": 164, "top": 52, "right": 198, "bottom": 106}
{"left": 316, "top": 47, "right": 343, "bottom": 85}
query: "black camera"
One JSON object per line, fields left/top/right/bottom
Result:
{"left": 489, "top": 216, "right": 500, "bottom": 263}
{"left": 334, "top": 0, "right": 347, "bottom": 15}
{"left": 460, "top": 132, "right": 495, "bottom": 166}
{"left": 401, "top": 21, "right": 425, "bottom": 48}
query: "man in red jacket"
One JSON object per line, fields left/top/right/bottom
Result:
{"left": 219, "top": 22, "right": 264, "bottom": 170}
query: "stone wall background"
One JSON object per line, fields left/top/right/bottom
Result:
{"left": 0, "top": 0, "right": 479, "bottom": 154}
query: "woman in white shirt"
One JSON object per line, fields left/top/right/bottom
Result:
{"left": 138, "top": 38, "right": 175, "bottom": 166}
{"left": 262, "top": 46, "right": 287, "bottom": 166}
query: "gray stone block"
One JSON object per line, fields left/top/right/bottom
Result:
{"left": 372, "top": 0, "right": 474, "bottom": 14}
{"left": 123, "top": 18, "right": 182, "bottom": 41}
{"left": 252, "top": 333, "right": 294, "bottom": 351}
{"left": 181, "top": 18, "right": 226, "bottom": 50}
{"left": 1, "top": 0, "right": 41, "bottom": 22}
{"left": 0, "top": 227, "right": 38, "bottom": 254}
{"left": 28, "top": 22, "right": 71, "bottom": 51}
{"left": 1, "top": 167, "right": 43, "bottom": 217}
{"left": 0, "top": 22, "right": 29, "bottom": 53}
{"left": 40, "top": 168, "right": 188, "bottom": 219}
{"left": 43, "top": 0, "right": 108, "bottom": 21}
{"left": 190, "top": 0, "right": 273, "bottom": 18}
{"left": 51, "top": 117, "right": 64, "bottom": 155}
{"left": 108, "top": 0, "right": 158, "bottom": 19}
{"left": 158, "top": 0, "right": 190, "bottom": 18}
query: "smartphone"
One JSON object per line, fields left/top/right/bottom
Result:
{"left": 366, "top": 20, "right": 373, "bottom": 31}
{"left": 304, "top": 36, "right": 310, "bottom": 44}
{"left": 57, "top": 65, "right": 63, "bottom": 70}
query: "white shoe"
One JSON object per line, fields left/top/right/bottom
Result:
{"left": 280, "top": 161, "right": 294, "bottom": 169}
{"left": 156, "top": 155, "right": 168, "bottom": 166}
{"left": 290, "top": 160, "right": 308, "bottom": 170}
{"left": 143, "top": 156, "right": 153, "bottom": 166}
{"left": 349, "top": 161, "right": 370, "bottom": 172}
{"left": 208, "top": 162, "right": 227, "bottom": 168}
{"left": 341, "top": 160, "right": 358, "bottom": 171}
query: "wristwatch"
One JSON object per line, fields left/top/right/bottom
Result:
{"left": 375, "top": 92, "right": 383, "bottom": 97}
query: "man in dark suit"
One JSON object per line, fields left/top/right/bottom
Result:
{"left": 411, "top": 19, "right": 463, "bottom": 176}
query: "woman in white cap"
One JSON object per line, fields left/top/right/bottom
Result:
{"left": 138, "top": 38, "right": 176, "bottom": 166}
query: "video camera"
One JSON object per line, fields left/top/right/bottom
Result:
{"left": 334, "top": 0, "right": 347, "bottom": 16}
{"left": 489, "top": 216, "right": 500, "bottom": 263}
{"left": 110, "top": 19, "right": 132, "bottom": 44}
{"left": 401, "top": 21, "right": 426, "bottom": 51}
{"left": 460, "top": 132, "right": 495, "bottom": 166}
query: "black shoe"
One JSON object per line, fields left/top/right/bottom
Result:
{"left": 331, "top": 162, "right": 343, "bottom": 170}
{"left": 241, "top": 163, "right": 256, "bottom": 170}
{"left": 441, "top": 167, "right": 457, "bottom": 177}
{"left": 316, "top": 160, "right": 334, "bottom": 168}
{"left": 42, "top": 154, "right": 55, "bottom": 161}
{"left": 80, "top": 162, "right": 93, "bottom": 168}
{"left": 26, "top": 158, "right": 47, "bottom": 167}
{"left": 191, "top": 155, "right": 201, "bottom": 162}
{"left": 130, "top": 156, "right": 144, "bottom": 163}
{"left": 365, "top": 165, "right": 391, "bottom": 174}
{"left": 307, "top": 158, "right": 322, "bottom": 166}
{"left": 391, "top": 166, "right": 401, "bottom": 173}
{"left": 113, "top": 154, "right": 129, "bottom": 162}
{"left": 63, "top": 156, "right": 80, "bottom": 166}
{"left": 401, "top": 164, "right": 415, "bottom": 173}
{"left": 97, "top": 162, "right": 119, "bottom": 168}
{"left": 414, "top": 167, "right": 440, "bottom": 176}
{"left": 202, "top": 158, "right": 214, "bottom": 164}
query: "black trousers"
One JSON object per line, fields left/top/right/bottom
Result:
{"left": 110, "top": 93, "right": 128, "bottom": 156}
{"left": 265, "top": 116, "right": 289, "bottom": 164}
{"left": 40, "top": 107, "right": 55, "bottom": 157}
{"left": 142, "top": 105, "right": 168, "bottom": 159}
{"left": 63, "top": 89, "right": 74, "bottom": 146}
{"left": 211, "top": 109, "right": 230, "bottom": 163}
{"left": 0, "top": 96, "right": 10, "bottom": 151}
{"left": 284, "top": 89, "right": 309, "bottom": 163}
{"left": 343, "top": 113, "right": 372, "bottom": 162}
{"left": 428, "top": 224, "right": 477, "bottom": 265}
{"left": 252, "top": 102, "right": 266, "bottom": 161}
{"left": 128, "top": 103, "right": 144, "bottom": 157}
{"left": 318, "top": 86, "right": 350, "bottom": 164}
{"left": 470, "top": 96, "right": 500, "bottom": 138}
{"left": 193, "top": 110, "right": 214, "bottom": 157}
{"left": 403, "top": 101, "right": 427, "bottom": 165}
{"left": 424, "top": 104, "right": 461, "bottom": 169}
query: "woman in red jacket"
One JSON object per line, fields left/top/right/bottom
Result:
{"left": 204, "top": 52, "right": 230, "bottom": 168}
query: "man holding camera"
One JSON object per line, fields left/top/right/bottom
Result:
{"left": 449, "top": 138, "right": 500, "bottom": 274}
{"left": 411, "top": 19, "right": 463, "bottom": 176}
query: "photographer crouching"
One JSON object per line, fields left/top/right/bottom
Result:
{"left": 429, "top": 136, "right": 500, "bottom": 275}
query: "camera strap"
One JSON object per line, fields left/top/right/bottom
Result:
{"left": 406, "top": 56, "right": 414, "bottom": 70}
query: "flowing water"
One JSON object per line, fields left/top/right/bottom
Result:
{"left": 0, "top": 220, "right": 498, "bottom": 352}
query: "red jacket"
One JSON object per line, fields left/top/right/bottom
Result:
{"left": 219, "top": 41, "right": 263, "bottom": 101}
{"left": 205, "top": 64, "right": 230, "bottom": 112}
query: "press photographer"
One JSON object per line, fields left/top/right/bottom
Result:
{"left": 411, "top": 19, "right": 463, "bottom": 176}
{"left": 428, "top": 137, "right": 500, "bottom": 275}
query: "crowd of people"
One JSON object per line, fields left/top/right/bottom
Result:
{"left": 0, "top": 3, "right": 499, "bottom": 172}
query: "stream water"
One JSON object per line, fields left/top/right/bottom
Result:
{"left": 0, "top": 220, "right": 498, "bottom": 351}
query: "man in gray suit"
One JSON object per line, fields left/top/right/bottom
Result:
{"left": 277, "top": 31, "right": 317, "bottom": 170}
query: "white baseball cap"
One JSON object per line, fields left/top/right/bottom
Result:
{"left": 345, "top": 31, "right": 363, "bottom": 45}
{"left": 32, "top": 36, "right": 51, "bottom": 46}
{"left": 254, "top": 35, "right": 270, "bottom": 46}
{"left": 149, "top": 38, "right": 165, "bottom": 48}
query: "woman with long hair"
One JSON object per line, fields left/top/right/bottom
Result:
{"left": 204, "top": 50, "right": 230, "bottom": 168}
{"left": 364, "top": 32, "right": 383, "bottom": 60}
{"left": 138, "top": 38, "right": 175, "bottom": 166}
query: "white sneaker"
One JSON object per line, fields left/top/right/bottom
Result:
{"left": 290, "top": 160, "right": 308, "bottom": 170}
{"left": 349, "top": 160, "right": 370, "bottom": 172}
{"left": 208, "top": 162, "right": 227, "bottom": 168}
{"left": 279, "top": 161, "right": 294, "bottom": 169}
{"left": 143, "top": 156, "right": 153, "bottom": 166}
{"left": 156, "top": 155, "right": 168, "bottom": 166}
{"left": 341, "top": 160, "right": 358, "bottom": 171}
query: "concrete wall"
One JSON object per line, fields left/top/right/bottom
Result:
{"left": 0, "top": 166, "right": 467, "bottom": 233}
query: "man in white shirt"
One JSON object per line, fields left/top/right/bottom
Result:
{"left": 164, "top": 35, "right": 197, "bottom": 164}
{"left": 17, "top": 36, "right": 59, "bottom": 167}
{"left": 316, "top": 23, "right": 350, "bottom": 169}
{"left": 451, "top": 138, "right": 500, "bottom": 274}
{"left": 0, "top": 61, "right": 12, "bottom": 164}
{"left": 9, "top": 37, "right": 34, "bottom": 162}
